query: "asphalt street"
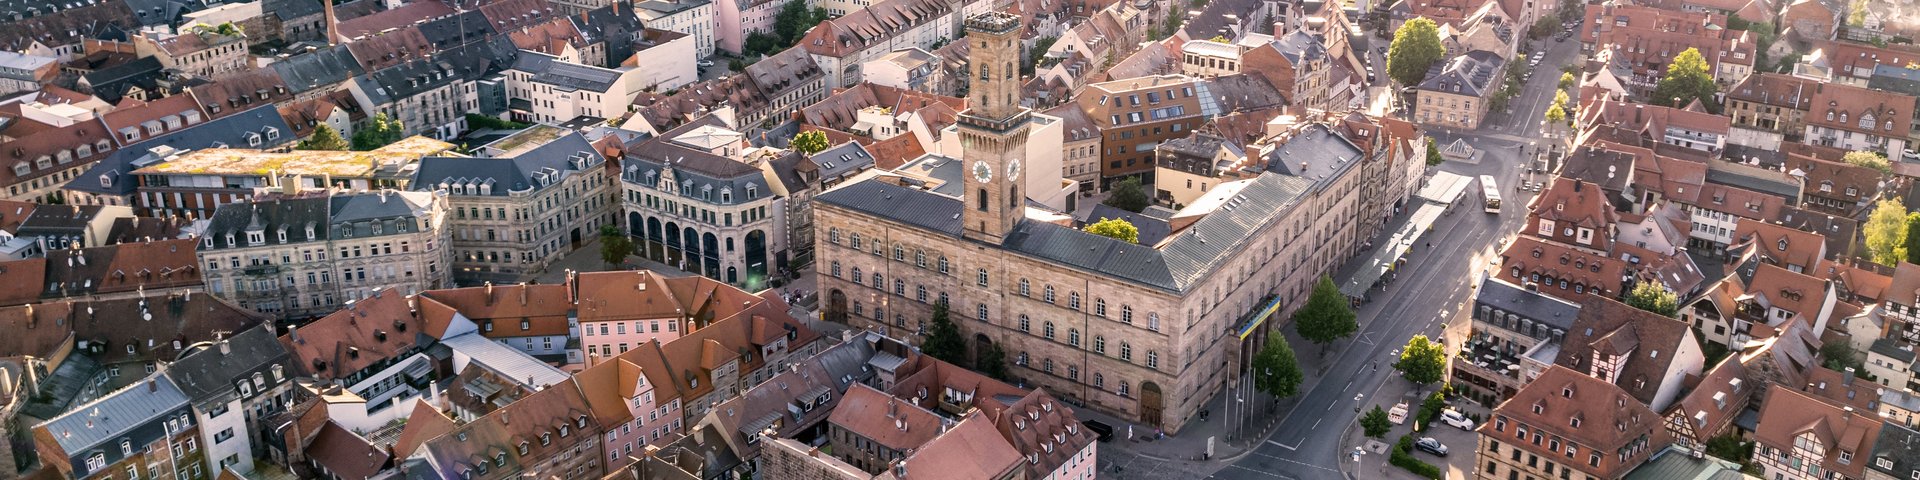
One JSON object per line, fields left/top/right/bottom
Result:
{"left": 1209, "top": 32, "right": 1578, "bottom": 480}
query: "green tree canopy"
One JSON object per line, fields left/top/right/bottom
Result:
{"left": 1866, "top": 197, "right": 1910, "bottom": 266}
{"left": 977, "top": 342, "right": 1009, "bottom": 380}
{"left": 1650, "top": 48, "right": 1721, "bottom": 113}
{"left": 1294, "top": 276, "right": 1358, "bottom": 352}
{"left": 1905, "top": 213, "right": 1920, "bottom": 265}
{"left": 1362, "top": 405, "right": 1393, "bottom": 438}
{"left": 1104, "top": 177, "right": 1151, "bottom": 212}
{"left": 1083, "top": 217, "right": 1140, "bottom": 243}
{"left": 1623, "top": 281, "right": 1679, "bottom": 317}
{"left": 297, "top": 124, "right": 349, "bottom": 151}
{"left": 598, "top": 224, "right": 634, "bottom": 267}
{"left": 791, "top": 130, "right": 830, "bottom": 154}
{"left": 1394, "top": 334, "right": 1447, "bottom": 390}
{"left": 1820, "top": 338, "right": 1863, "bottom": 372}
{"left": 351, "top": 113, "right": 404, "bottom": 151}
{"left": 1545, "top": 103, "right": 1567, "bottom": 125}
{"left": 774, "top": 0, "right": 817, "bottom": 44}
{"left": 1559, "top": 72, "right": 1576, "bottom": 90}
{"left": 920, "top": 302, "right": 968, "bottom": 365}
{"left": 1844, "top": 150, "right": 1892, "bottom": 175}
{"left": 1253, "top": 337, "right": 1305, "bottom": 399}
{"left": 1387, "top": 18, "right": 1446, "bottom": 86}
{"left": 1425, "top": 137, "right": 1444, "bottom": 165}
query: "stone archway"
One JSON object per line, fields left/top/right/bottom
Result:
{"left": 1140, "top": 381, "right": 1164, "bottom": 427}
{"left": 826, "top": 289, "right": 849, "bottom": 324}
{"left": 645, "top": 217, "right": 664, "bottom": 261}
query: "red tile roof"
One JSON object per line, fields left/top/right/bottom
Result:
{"left": 1806, "top": 82, "right": 1915, "bottom": 138}
{"left": 1483, "top": 365, "right": 1668, "bottom": 478}
{"left": 1496, "top": 235, "right": 1627, "bottom": 302}
{"left": 1753, "top": 386, "right": 1882, "bottom": 480}
{"left": 282, "top": 289, "right": 429, "bottom": 380}
{"left": 306, "top": 421, "right": 390, "bottom": 479}
{"left": 1525, "top": 177, "right": 1618, "bottom": 251}
{"left": 828, "top": 383, "right": 943, "bottom": 450}
{"left": 42, "top": 238, "right": 202, "bottom": 298}
{"left": 1732, "top": 220, "right": 1828, "bottom": 273}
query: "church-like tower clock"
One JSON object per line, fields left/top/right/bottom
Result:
{"left": 957, "top": 11, "right": 1030, "bottom": 245}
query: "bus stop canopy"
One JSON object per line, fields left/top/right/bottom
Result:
{"left": 1415, "top": 171, "right": 1474, "bottom": 205}
{"left": 1340, "top": 203, "right": 1447, "bottom": 299}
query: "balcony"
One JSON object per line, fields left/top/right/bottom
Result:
{"left": 1457, "top": 336, "right": 1525, "bottom": 381}
{"left": 242, "top": 264, "right": 280, "bottom": 276}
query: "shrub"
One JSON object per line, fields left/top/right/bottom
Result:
{"left": 1390, "top": 435, "right": 1444, "bottom": 479}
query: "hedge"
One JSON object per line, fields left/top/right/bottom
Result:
{"left": 1390, "top": 435, "right": 1444, "bottom": 479}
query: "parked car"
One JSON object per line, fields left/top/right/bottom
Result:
{"left": 1415, "top": 437, "right": 1449, "bottom": 456}
{"left": 1441, "top": 409, "right": 1476, "bottom": 430}
{"left": 697, "top": 60, "right": 716, "bottom": 67}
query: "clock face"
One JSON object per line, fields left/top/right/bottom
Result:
{"left": 973, "top": 160, "right": 993, "bottom": 183}
{"left": 1007, "top": 159, "right": 1021, "bottom": 181}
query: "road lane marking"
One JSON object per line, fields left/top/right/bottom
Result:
{"left": 1221, "top": 464, "right": 1299, "bottom": 479}
{"left": 1267, "top": 440, "right": 1299, "bottom": 450}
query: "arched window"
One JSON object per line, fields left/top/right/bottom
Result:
{"left": 938, "top": 256, "right": 950, "bottom": 274}
{"left": 1018, "top": 278, "right": 1030, "bottom": 296}
{"left": 977, "top": 303, "right": 989, "bottom": 321}
{"left": 872, "top": 272, "right": 884, "bottom": 288}
{"left": 1095, "top": 299, "right": 1107, "bottom": 317}
{"left": 1120, "top": 342, "right": 1132, "bottom": 361}
{"left": 893, "top": 245, "right": 905, "bottom": 261}
{"left": 830, "top": 261, "right": 841, "bottom": 277}
{"left": 1119, "top": 382, "right": 1131, "bottom": 397}
{"left": 1044, "top": 285, "right": 1056, "bottom": 303}
{"left": 850, "top": 267, "right": 862, "bottom": 285}
{"left": 915, "top": 250, "right": 927, "bottom": 267}
{"left": 1069, "top": 292, "right": 1081, "bottom": 310}
{"left": 1120, "top": 305, "right": 1133, "bottom": 324}
{"left": 1019, "top": 314, "right": 1031, "bottom": 332}
{"left": 1146, "top": 351, "right": 1159, "bottom": 369}
{"left": 1094, "top": 336, "right": 1106, "bottom": 354}
{"left": 1068, "top": 328, "right": 1080, "bottom": 346}
{"left": 976, "top": 268, "right": 989, "bottom": 286}
{"left": 850, "top": 233, "right": 863, "bottom": 250}
{"left": 1094, "top": 373, "right": 1105, "bottom": 388}
{"left": 829, "top": 228, "right": 841, "bottom": 244}
{"left": 894, "top": 280, "right": 905, "bottom": 295}
{"left": 1147, "top": 313, "right": 1160, "bottom": 332}
{"left": 1044, "top": 321, "right": 1056, "bottom": 339}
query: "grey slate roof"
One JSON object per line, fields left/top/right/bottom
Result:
{"left": 79, "top": 56, "right": 163, "bottom": 104}
{"left": 36, "top": 371, "right": 190, "bottom": 459}
{"left": 166, "top": 325, "right": 294, "bottom": 406}
{"left": 1271, "top": 31, "right": 1328, "bottom": 65}
{"left": 1418, "top": 50, "right": 1504, "bottom": 97}
{"left": 1264, "top": 123, "right": 1365, "bottom": 187}
{"left": 417, "top": 10, "right": 493, "bottom": 49}
{"left": 414, "top": 126, "right": 606, "bottom": 197}
{"left": 1868, "top": 64, "right": 1920, "bottom": 97}
{"left": 66, "top": 106, "right": 297, "bottom": 196}
{"left": 1085, "top": 203, "right": 1172, "bottom": 245}
{"left": 1475, "top": 276, "right": 1582, "bottom": 330}
{"left": 270, "top": 45, "right": 365, "bottom": 95}
{"left": 1871, "top": 337, "right": 1916, "bottom": 363}
{"left": 1868, "top": 423, "right": 1920, "bottom": 480}
{"left": 355, "top": 36, "right": 517, "bottom": 106}
{"left": 262, "top": 0, "right": 323, "bottom": 21}
{"left": 808, "top": 142, "right": 876, "bottom": 181}
{"left": 1705, "top": 167, "right": 1799, "bottom": 200}
{"left": 202, "top": 191, "right": 435, "bottom": 249}
{"left": 619, "top": 116, "right": 773, "bottom": 206}
{"left": 823, "top": 171, "right": 1311, "bottom": 292}
{"left": 527, "top": 54, "right": 623, "bottom": 93}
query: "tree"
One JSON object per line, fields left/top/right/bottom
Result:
{"left": 1361, "top": 406, "right": 1394, "bottom": 438}
{"left": 297, "top": 124, "right": 349, "bottom": 151}
{"left": 1387, "top": 18, "right": 1445, "bottom": 86}
{"left": 1544, "top": 103, "right": 1567, "bottom": 126}
{"left": 351, "top": 113, "right": 404, "bottom": 151}
{"left": 1558, "top": 71, "right": 1576, "bottom": 90}
{"left": 790, "top": 130, "right": 830, "bottom": 154}
{"left": 774, "top": 0, "right": 816, "bottom": 44}
{"left": 1294, "top": 276, "right": 1358, "bottom": 353}
{"left": 1844, "top": 150, "right": 1893, "bottom": 175}
{"left": 743, "top": 31, "right": 782, "bottom": 57}
{"left": 1104, "top": 177, "right": 1151, "bottom": 212}
{"left": 1623, "top": 281, "right": 1679, "bottom": 317}
{"left": 1425, "top": 137, "right": 1444, "bottom": 165}
{"left": 1394, "top": 335, "right": 1447, "bottom": 391}
{"left": 1650, "top": 48, "right": 1720, "bottom": 113}
{"left": 1865, "top": 197, "right": 1910, "bottom": 266}
{"left": 1083, "top": 217, "right": 1140, "bottom": 243}
{"left": 1820, "top": 338, "right": 1864, "bottom": 372}
{"left": 1252, "top": 337, "right": 1305, "bottom": 399}
{"left": 598, "top": 224, "right": 635, "bottom": 268}
{"left": 919, "top": 302, "right": 968, "bottom": 365}
{"left": 1906, "top": 213, "right": 1920, "bottom": 265}
{"left": 977, "top": 342, "right": 1009, "bottom": 380}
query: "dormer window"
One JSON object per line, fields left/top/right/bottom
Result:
{"left": 276, "top": 229, "right": 287, "bottom": 242}
{"left": 224, "top": 234, "right": 235, "bottom": 245}
{"left": 246, "top": 132, "right": 262, "bottom": 147}
{"left": 247, "top": 232, "right": 264, "bottom": 245}
{"left": 305, "top": 226, "right": 316, "bottom": 240}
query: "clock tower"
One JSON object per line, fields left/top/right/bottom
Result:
{"left": 958, "top": 11, "right": 1030, "bottom": 245}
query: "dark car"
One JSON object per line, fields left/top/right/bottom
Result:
{"left": 1084, "top": 420, "right": 1115, "bottom": 442}
{"left": 1415, "top": 437, "right": 1449, "bottom": 456}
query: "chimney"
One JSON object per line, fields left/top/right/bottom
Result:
{"left": 520, "top": 283, "right": 528, "bottom": 305}
{"left": 147, "top": 379, "right": 157, "bottom": 392}
{"left": 324, "top": 0, "right": 340, "bottom": 45}
{"left": 484, "top": 281, "right": 495, "bottom": 305}
{"left": 1844, "top": 367, "right": 1856, "bottom": 386}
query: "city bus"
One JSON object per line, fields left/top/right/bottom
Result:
{"left": 1480, "top": 175, "right": 1502, "bottom": 213}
